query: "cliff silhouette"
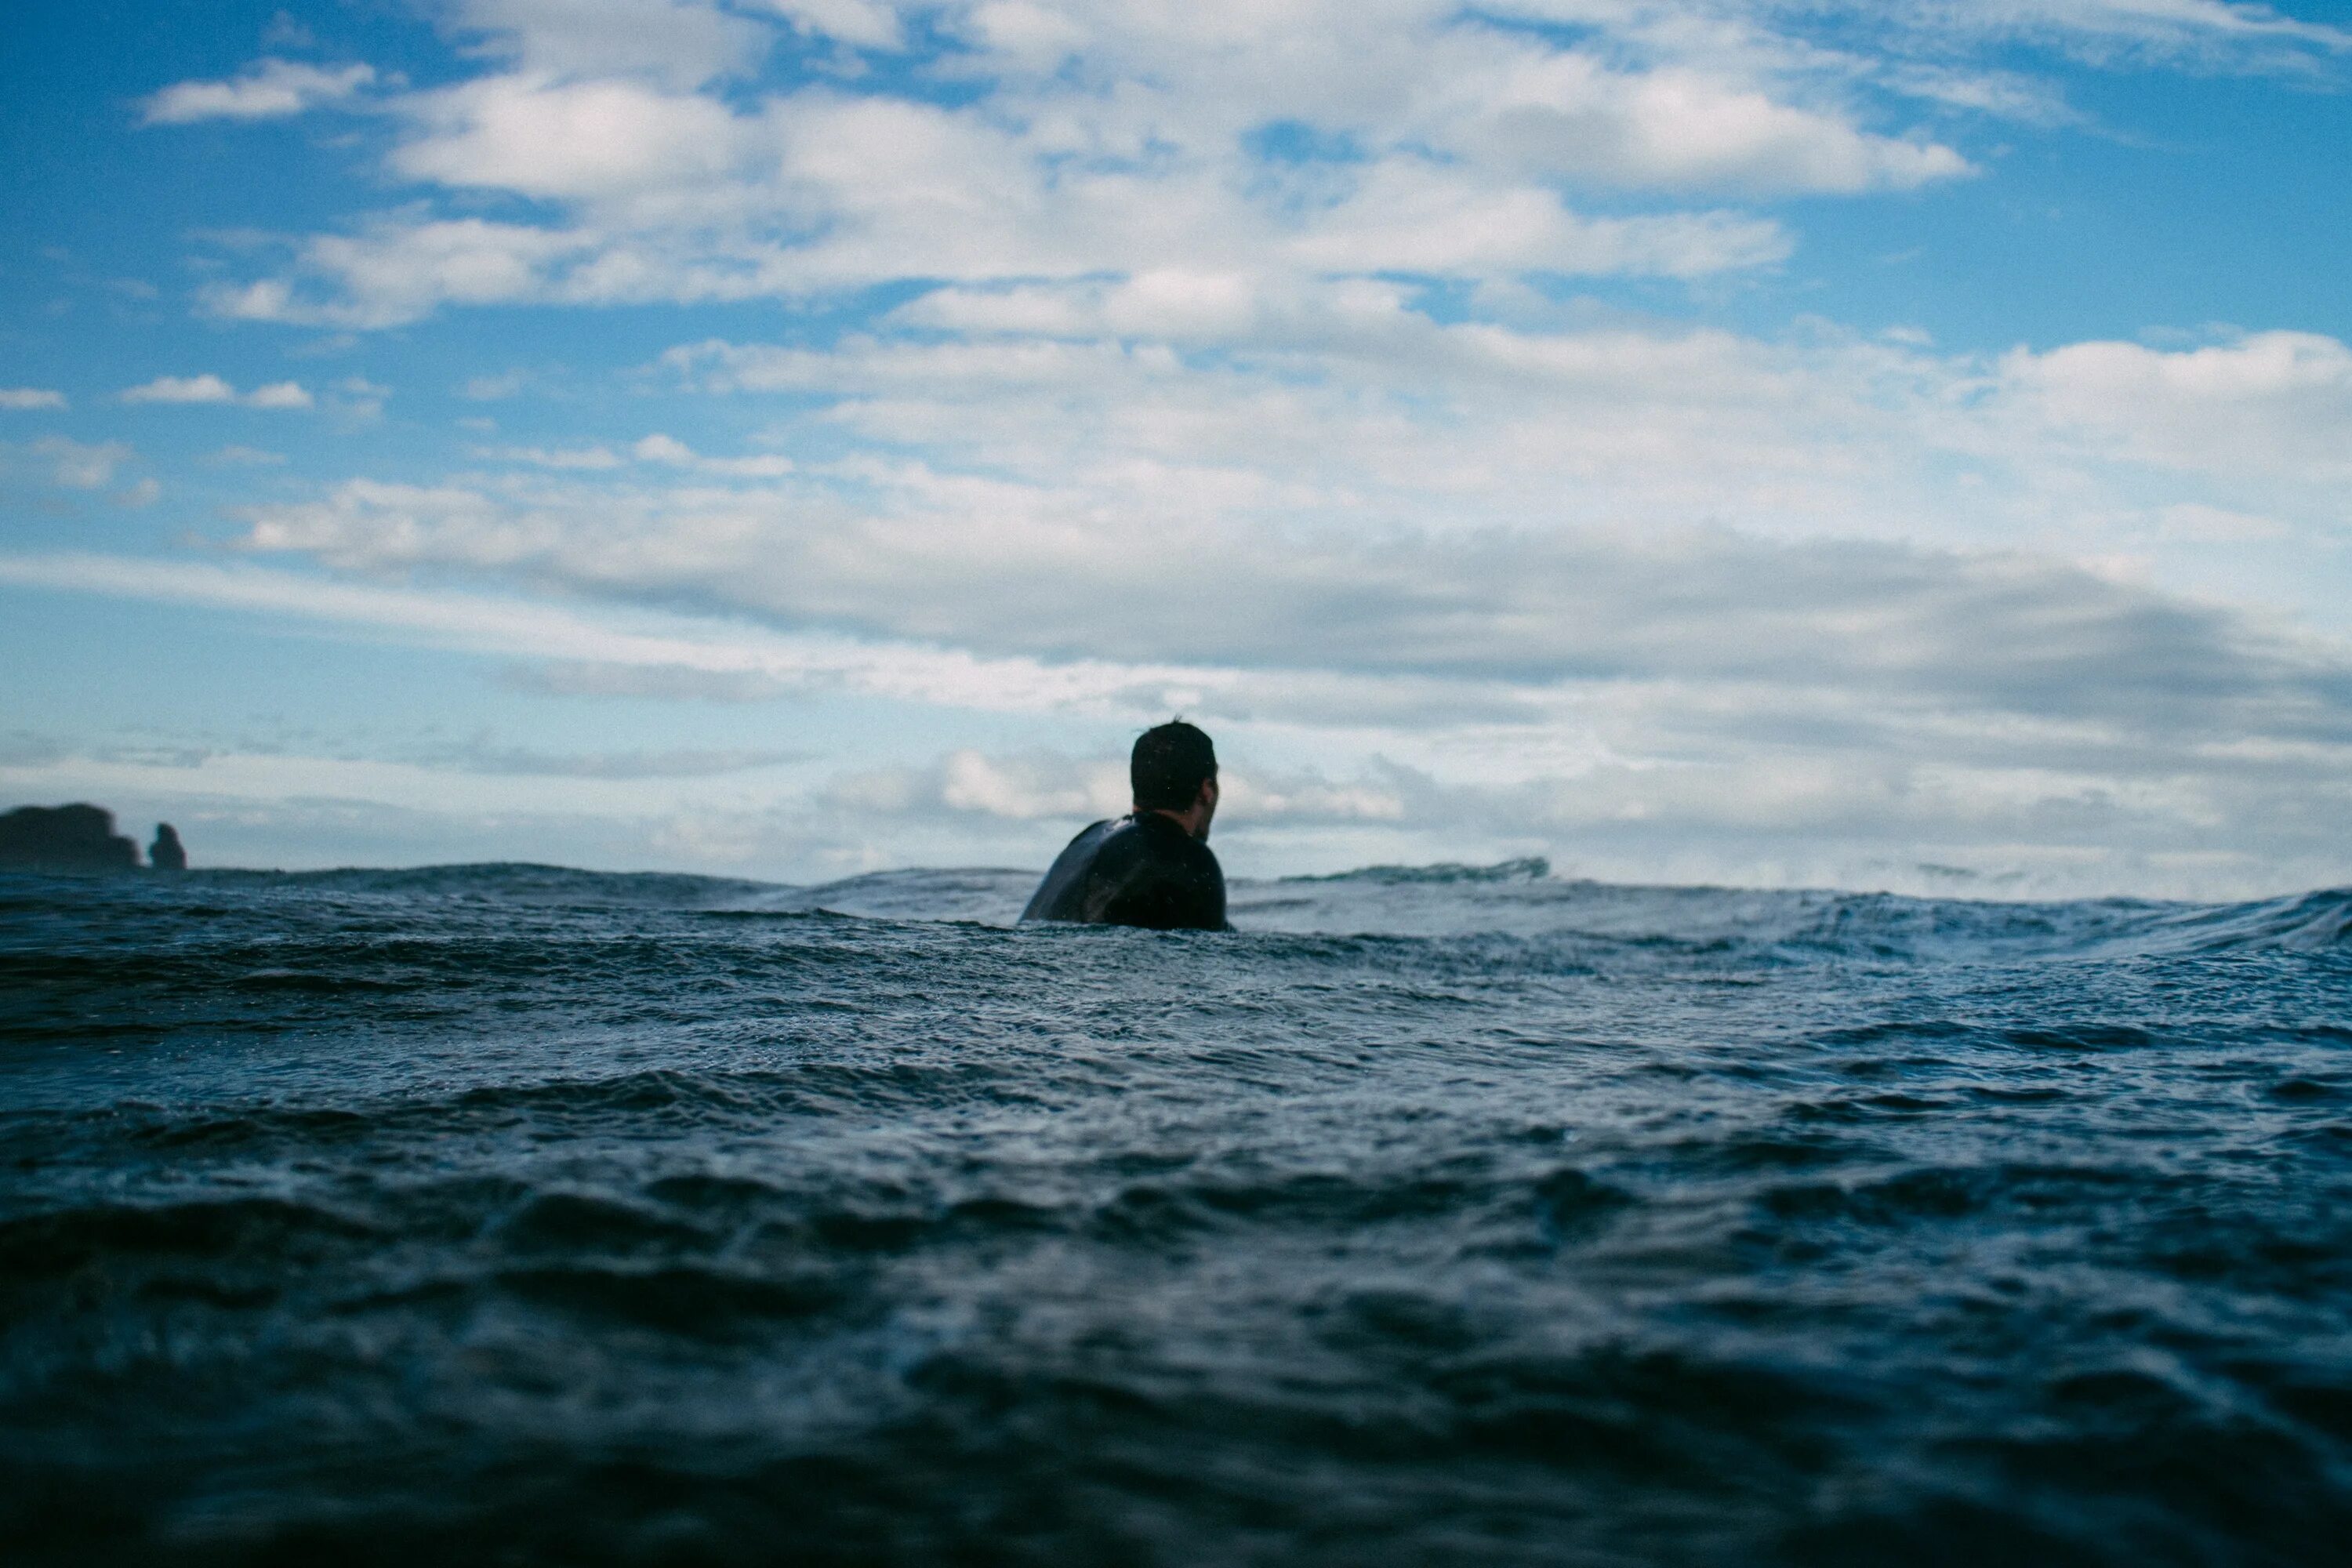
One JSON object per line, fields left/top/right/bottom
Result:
{"left": 0, "top": 804, "right": 146, "bottom": 873}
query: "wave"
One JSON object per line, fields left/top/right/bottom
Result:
{"left": 1277, "top": 856, "right": 1553, "bottom": 885}
{"left": 16, "top": 858, "right": 2347, "bottom": 959}
{"left": 197, "top": 860, "right": 786, "bottom": 906}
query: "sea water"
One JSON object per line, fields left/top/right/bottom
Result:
{"left": 3, "top": 862, "right": 2350, "bottom": 1565}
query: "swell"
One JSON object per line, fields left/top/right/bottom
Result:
{"left": 8, "top": 863, "right": 2349, "bottom": 960}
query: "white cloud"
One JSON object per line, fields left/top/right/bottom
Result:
{"left": 0, "top": 549, "right": 1230, "bottom": 719}
{"left": 842, "top": 749, "right": 1410, "bottom": 827}
{"left": 0, "top": 388, "right": 67, "bottom": 411}
{"left": 1414, "top": 48, "right": 1973, "bottom": 193}
{"left": 631, "top": 434, "right": 796, "bottom": 477}
{"left": 471, "top": 444, "right": 627, "bottom": 470}
{"left": 140, "top": 59, "right": 375, "bottom": 125}
{"left": 1997, "top": 330, "right": 2352, "bottom": 478}
{"left": 246, "top": 380, "right": 316, "bottom": 409}
{"left": 207, "top": 0, "right": 2004, "bottom": 327}
{"left": 1494, "top": 1, "right": 2350, "bottom": 60}
{"left": 25, "top": 437, "right": 135, "bottom": 489}
{"left": 1898, "top": 0, "right": 2352, "bottom": 54}
{"left": 748, "top": 0, "right": 907, "bottom": 50}
{"left": 122, "top": 375, "right": 314, "bottom": 409}
{"left": 207, "top": 218, "right": 603, "bottom": 329}
{"left": 122, "top": 374, "right": 237, "bottom": 405}
{"left": 938, "top": 749, "right": 1129, "bottom": 820}
{"left": 9, "top": 542, "right": 2352, "bottom": 895}
{"left": 214, "top": 460, "right": 2350, "bottom": 750}
{"left": 390, "top": 74, "right": 752, "bottom": 200}
{"left": 445, "top": 0, "right": 773, "bottom": 88}
{"left": 80, "top": 0, "right": 2352, "bottom": 895}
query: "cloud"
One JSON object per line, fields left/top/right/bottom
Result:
{"left": 631, "top": 434, "right": 796, "bottom": 477}
{"left": 471, "top": 444, "right": 628, "bottom": 470}
{"left": 25, "top": 437, "right": 134, "bottom": 489}
{"left": 10, "top": 542, "right": 2352, "bottom": 895}
{"left": 122, "top": 374, "right": 236, "bottom": 405}
{"left": 217, "top": 465, "right": 2352, "bottom": 759}
{"left": 748, "top": 0, "right": 907, "bottom": 50}
{"left": 212, "top": 310, "right": 2350, "bottom": 686}
{"left": 140, "top": 59, "right": 375, "bottom": 124}
{"left": 1501, "top": 1, "right": 2350, "bottom": 63}
{"left": 1893, "top": 0, "right": 2352, "bottom": 56}
{"left": 424, "top": 739, "right": 812, "bottom": 778}
{"left": 203, "top": 0, "right": 2002, "bottom": 327}
{"left": 67, "top": 0, "right": 2352, "bottom": 896}
{"left": 0, "top": 388, "right": 67, "bottom": 411}
{"left": 122, "top": 375, "right": 314, "bottom": 409}
{"left": 829, "top": 748, "right": 1410, "bottom": 827}
{"left": 390, "top": 74, "right": 751, "bottom": 199}
{"left": 1411, "top": 48, "right": 1973, "bottom": 194}
{"left": 0, "top": 550, "right": 1228, "bottom": 720}
{"left": 466, "top": 435, "right": 793, "bottom": 476}
{"left": 445, "top": 0, "right": 773, "bottom": 88}
{"left": 206, "top": 217, "right": 605, "bottom": 329}
{"left": 247, "top": 380, "right": 315, "bottom": 410}
{"left": 1996, "top": 329, "right": 2352, "bottom": 478}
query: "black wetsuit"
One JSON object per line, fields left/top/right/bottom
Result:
{"left": 1020, "top": 813, "right": 1227, "bottom": 931}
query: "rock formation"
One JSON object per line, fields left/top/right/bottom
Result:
{"left": 0, "top": 804, "right": 142, "bottom": 873}
{"left": 150, "top": 822, "right": 188, "bottom": 872}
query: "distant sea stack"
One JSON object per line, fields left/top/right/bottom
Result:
{"left": 151, "top": 822, "right": 188, "bottom": 872}
{"left": 0, "top": 804, "right": 143, "bottom": 873}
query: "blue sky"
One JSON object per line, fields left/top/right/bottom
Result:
{"left": 3, "top": 0, "right": 2350, "bottom": 895}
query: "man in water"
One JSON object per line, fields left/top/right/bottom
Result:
{"left": 1021, "top": 720, "right": 1228, "bottom": 930}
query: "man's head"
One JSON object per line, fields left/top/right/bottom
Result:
{"left": 1132, "top": 720, "right": 1218, "bottom": 836}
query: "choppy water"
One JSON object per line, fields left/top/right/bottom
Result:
{"left": 3, "top": 860, "right": 2350, "bottom": 1566}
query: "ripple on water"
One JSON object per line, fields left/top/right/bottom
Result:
{"left": 2, "top": 868, "right": 2350, "bottom": 1564}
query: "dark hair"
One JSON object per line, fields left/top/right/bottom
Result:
{"left": 1131, "top": 720, "right": 1217, "bottom": 811}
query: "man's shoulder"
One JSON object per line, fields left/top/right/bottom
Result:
{"left": 1174, "top": 833, "right": 1222, "bottom": 877}
{"left": 1054, "top": 816, "right": 1122, "bottom": 855}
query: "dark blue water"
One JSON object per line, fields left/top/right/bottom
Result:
{"left": 4, "top": 862, "right": 2350, "bottom": 1566}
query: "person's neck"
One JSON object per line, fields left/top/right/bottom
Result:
{"left": 1143, "top": 804, "right": 1208, "bottom": 840}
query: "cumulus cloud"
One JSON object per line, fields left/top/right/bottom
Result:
{"left": 25, "top": 437, "right": 136, "bottom": 490}
{"left": 201, "top": 0, "right": 1993, "bottom": 327}
{"left": 390, "top": 75, "right": 750, "bottom": 199}
{"left": 748, "top": 0, "right": 907, "bottom": 49}
{"left": 122, "top": 375, "right": 314, "bottom": 409}
{"left": 466, "top": 436, "right": 793, "bottom": 476}
{"left": 0, "top": 388, "right": 67, "bottom": 410}
{"left": 1410, "top": 49, "right": 1973, "bottom": 193}
{"left": 1996, "top": 330, "right": 2352, "bottom": 477}
{"left": 122, "top": 374, "right": 236, "bottom": 405}
{"left": 444, "top": 0, "right": 773, "bottom": 88}
{"left": 81, "top": 0, "right": 2352, "bottom": 895}
{"left": 188, "top": 0, "right": 2347, "bottom": 328}
{"left": 140, "top": 59, "right": 375, "bottom": 124}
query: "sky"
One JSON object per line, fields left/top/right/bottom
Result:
{"left": 2, "top": 0, "right": 2350, "bottom": 896}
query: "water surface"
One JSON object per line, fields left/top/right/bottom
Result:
{"left": 4, "top": 862, "right": 2350, "bottom": 1565}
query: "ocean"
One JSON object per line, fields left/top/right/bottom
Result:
{"left": 3, "top": 861, "right": 2350, "bottom": 1565}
